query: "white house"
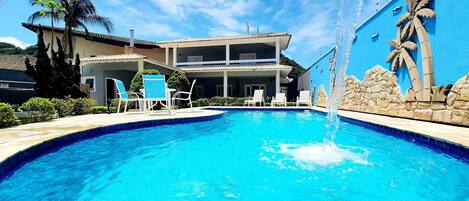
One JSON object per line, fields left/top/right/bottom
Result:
{"left": 23, "top": 23, "right": 292, "bottom": 105}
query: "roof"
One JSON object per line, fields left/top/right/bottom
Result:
{"left": 0, "top": 55, "right": 36, "bottom": 71}
{"left": 80, "top": 54, "right": 180, "bottom": 71}
{"left": 22, "top": 23, "right": 158, "bottom": 49}
{"left": 179, "top": 63, "right": 292, "bottom": 73}
{"left": 156, "top": 32, "right": 292, "bottom": 49}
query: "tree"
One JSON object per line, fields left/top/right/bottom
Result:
{"left": 397, "top": 0, "right": 436, "bottom": 101}
{"left": 25, "top": 29, "right": 55, "bottom": 98}
{"left": 0, "top": 42, "right": 23, "bottom": 55}
{"left": 29, "top": 0, "right": 65, "bottom": 49}
{"left": 386, "top": 30, "right": 423, "bottom": 101}
{"left": 25, "top": 28, "right": 85, "bottom": 98}
{"left": 280, "top": 54, "right": 305, "bottom": 78}
{"left": 50, "top": 38, "right": 85, "bottom": 98}
{"left": 0, "top": 43, "right": 37, "bottom": 55}
{"left": 58, "top": 0, "right": 113, "bottom": 58}
{"left": 28, "top": 0, "right": 113, "bottom": 58}
{"left": 167, "top": 71, "right": 190, "bottom": 91}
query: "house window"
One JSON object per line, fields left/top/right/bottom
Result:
{"left": 0, "top": 83, "right": 9, "bottom": 89}
{"left": 239, "top": 53, "right": 256, "bottom": 60}
{"left": 194, "top": 85, "right": 204, "bottom": 98}
{"left": 81, "top": 76, "right": 96, "bottom": 92}
{"left": 187, "top": 55, "right": 203, "bottom": 62}
{"left": 216, "top": 85, "right": 232, "bottom": 97}
{"left": 244, "top": 84, "right": 266, "bottom": 97}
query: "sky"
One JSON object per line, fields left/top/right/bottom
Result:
{"left": 0, "top": 0, "right": 388, "bottom": 67}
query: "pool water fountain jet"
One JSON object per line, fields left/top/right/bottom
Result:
{"left": 269, "top": 0, "right": 366, "bottom": 168}
{"left": 325, "top": 0, "right": 364, "bottom": 143}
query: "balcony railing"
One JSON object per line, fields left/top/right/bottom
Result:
{"left": 176, "top": 58, "right": 276, "bottom": 67}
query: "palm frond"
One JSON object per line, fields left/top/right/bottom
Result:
{"left": 406, "top": 0, "right": 417, "bottom": 12}
{"left": 28, "top": 11, "right": 52, "bottom": 23}
{"left": 389, "top": 40, "right": 400, "bottom": 49}
{"left": 392, "top": 56, "right": 399, "bottom": 71}
{"left": 80, "top": 14, "right": 113, "bottom": 33}
{"left": 75, "top": 21, "right": 90, "bottom": 36}
{"left": 399, "top": 53, "right": 405, "bottom": 68}
{"left": 386, "top": 50, "right": 399, "bottom": 63}
{"left": 416, "top": 0, "right": 432, "bottom": 11}
{"left": 401, "top": 21, "right": 412, "bottom": 39}
{"left": 402, "top": 41, "right": 417, "bottom": 50}
{"left": 416, "top": 8, "right": 435, "bottom": 18}
{"left": 396, "top": 12, "right": 410, "bottom": 26}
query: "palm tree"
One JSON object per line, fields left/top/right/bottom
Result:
{"left": 29, "top": 0, "right": 113, "bottom": 58}
{"left": 58, "top": 0, "right": 113, "bottom": 58}
{"left": 29, "top": 0, "right": 65, "bottom": 50}
{"left": 397, "top": 0, "right": 435, "bottom": 101}
{"left": 387, "top": 30, "right": 424, "bottom": 101}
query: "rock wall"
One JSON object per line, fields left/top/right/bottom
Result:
{"left": 314, "top": 66, "right": 469, "bottom": 126}
{"left": 316, "top": 85, "right": 328, "bottom": 108}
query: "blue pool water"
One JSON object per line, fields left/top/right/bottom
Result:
{"left": 0, "top": 111, "right": 468, "bottom": 200}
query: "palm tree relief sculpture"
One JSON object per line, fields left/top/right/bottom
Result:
{"left": 387, "top": 29, "right": 423, "bottom": 102}
{"left": 388, "top": 0, "right": 442, "bottom": 102}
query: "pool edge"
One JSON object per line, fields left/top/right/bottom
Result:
{"left": 0, "top": 111, "right": 224, "bottom": 181}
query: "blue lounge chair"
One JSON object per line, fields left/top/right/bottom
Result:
{"left": 142, "top": 75, "right": 172, "bottom": 114}
{"left": 113, "top": 79, "right": 142, "bottom": 114}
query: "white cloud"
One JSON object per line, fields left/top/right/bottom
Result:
{"left": 151, "top": 0, "right": 260, "bottom": 36}
{"left": 0, "top": 37, "right": 31, "bottom": 49}
{"left": 139, "top": 23, "right": 184, "bottom": 38}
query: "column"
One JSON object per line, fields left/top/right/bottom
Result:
{"left": 225, "top": 44, "right": 230, "bottom": 65}
{"left": 275, "top": 38, "right": 280, "bottom": 64}
{"left": 223, "top": 71, "right": 228, "bottom": 97}
{"left": 275, "top": 70, "right": 280, "bottom": 93}
{"left": 172, "top": 46, "right": 177, "bottom": 67}
{"left": 138, "top": 60, "right": 144, "bottom": 71}
{"left": 165, "top": 47, "right": 169, "bottom": 65}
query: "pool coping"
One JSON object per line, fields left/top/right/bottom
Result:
{"left": 205, "top": 106, "right": 469, "bottom": 162}
{"left": 0, "top": 109, "right": 224, "bottom": 180}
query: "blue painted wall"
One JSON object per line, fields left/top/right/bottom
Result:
{"left": 305, "top": 0, "right": 469, "bottom": 99}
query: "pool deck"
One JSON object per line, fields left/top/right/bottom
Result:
{"left": 0, "top": 109, "right": 224, "bottom": 164}
{"left": 311, "top": 106, "right": 469, "bottom": 149}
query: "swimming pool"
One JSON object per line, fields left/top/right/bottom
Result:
{"left": 0, "top": 110, "right": 468, "bottom": 200}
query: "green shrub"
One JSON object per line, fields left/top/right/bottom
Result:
{"left": 210, "top": 96, "right": 230, "bottom": 106}
{"left": 74, "top": 98, "right": 97, "bottom": 115}
{"left": 20, "top": 98, "right": 56, "bottom": 122}
{"left": 130, "top": 69, "right": 160, "bottom": 92}
{"left": 0, "top": 103, "right": 20, "bottom": 128}
{"left": 192, "top": 98, "right": 210, "bottom": 107}
{"left": 51, "top": 97, "right": 75, "bottom": 117}
{"left": 89, "top": 106, "right": 116, "bottom": 114}
{"left": 167, "top": 71, "right": 190, "bottom": 91}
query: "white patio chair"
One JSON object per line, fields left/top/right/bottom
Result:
{"left": 271, "top": 92, "right": 287, "bottom": 107}
{"left": 172, "top": 79, "right": 196, "bottom": 111}
{"left": 296, "top": 90, "right": 312, "bottom": 107}
{"left": 244, "top": 90, "right": 265, "bottom": 106}
{"left": 113, "top": 79, "right": 143, "bottom": 114}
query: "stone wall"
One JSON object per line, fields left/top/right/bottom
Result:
{"left": 314, "top": 66, "right": 469, "bottom": 126}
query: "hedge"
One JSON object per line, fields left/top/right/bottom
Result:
{"left": 0, "top": 103, "right": 19, "bottom": 128}
{"left": 20, "top": 98, "right": 56, "bottom": 122}
{"left": 51, "top": 97, "right": 75, "bottom": 117}
{"left": 73, "top": 98, "right": 97, "bottom": 115}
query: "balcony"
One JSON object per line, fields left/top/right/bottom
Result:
{"left": 173, "top": 43, "right": 280, "bottom": 67}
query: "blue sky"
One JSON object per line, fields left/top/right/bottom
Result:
{"left": 0, "top": 0, "right": 388, "bottom": 67}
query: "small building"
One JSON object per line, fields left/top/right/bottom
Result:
{"left": 0, "top": 55, "right": 36, "bottom": 104}
{"left": 23, "top": 23, "right": 293, "bottom": 105}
